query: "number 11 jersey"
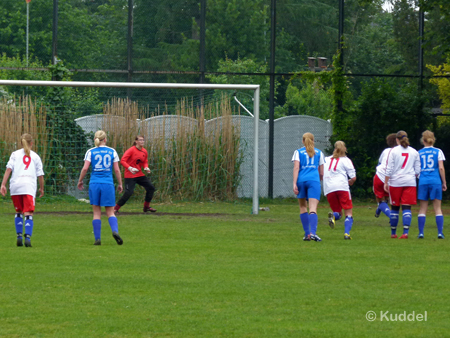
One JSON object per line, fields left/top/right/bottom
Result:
{"left": 6, "top": 149, "right": 44, "bottom": 197}
{"left": 84, "top": 145, "right": 120, "bottom": 185}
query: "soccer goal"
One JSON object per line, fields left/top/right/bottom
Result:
{"left": 0, "top": 79, "right": 261, "bottom": 214}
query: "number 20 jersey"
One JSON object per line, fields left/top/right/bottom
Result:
{"left": 84, "top": 145, "right": 119, "bottom": 185}
{"left": 6, "top": 149, "right": 44, "bottom": 197}
{"left": 418, "top": 146, "right": 445, "bottom": 185}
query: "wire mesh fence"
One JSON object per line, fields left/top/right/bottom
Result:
{"left": 1, "top": 0, "right": 450, "bottom": 205}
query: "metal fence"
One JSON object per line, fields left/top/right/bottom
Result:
{"left": 0, "top": 0, "right": 448, "bottom": 198}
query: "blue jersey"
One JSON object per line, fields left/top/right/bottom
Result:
{"left": 84, "top": 146, "right": 120, "bottom": 185}
{"left": 292, "top": 147, "right": 324, "bottom": 183}
{"left": 418, "top": 146, "right": 445, "bottom": 186}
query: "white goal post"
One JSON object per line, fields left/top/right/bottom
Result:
{"left": 0, "top": 79, "right": 261, "bottom": 214}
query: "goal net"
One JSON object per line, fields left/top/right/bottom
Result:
{"left": 0, "top": 80, "right": 261, "bottom": 214}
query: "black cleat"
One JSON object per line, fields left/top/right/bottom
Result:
{"left": 17, "top": 233, "right": 23, "bottom": 247}
{"left": 112, "top": 232, "right": 123, "bottom": 245}
{"left": 143, "top": 207, "right": 157, "bottom": 213}
{"left": 94, "top": 239, "right": 101, "bottom": 246}
{"left": 24, "top": 235, "right": 32, "bottom": 247}
{"left": 311, "top": 234, "right": 322, "bottom": 242}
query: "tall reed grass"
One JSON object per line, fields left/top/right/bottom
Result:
{"left": 0, "top": 96, "right": 50, "bottom": 171}
{"left": 0, "top": 95, "right": 243, "bottom": 202}
{"left": 105, "top": 96, "right": 243, "bottom": 201}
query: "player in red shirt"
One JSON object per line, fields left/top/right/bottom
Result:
{"left": 114, "top": 135, "right": 156, "bottom": 213}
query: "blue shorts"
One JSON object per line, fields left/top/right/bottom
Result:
{"left": 89, "top": 183, "right": 116, "bottom": 207}
{"left": 418, "top": 184, "right": 442, "bottom": 201}
{"left": 297, "top": 181, "right": 321, "bottom": 200}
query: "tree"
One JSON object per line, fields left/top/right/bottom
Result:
{"left": 206, "top": 57, "right": 276, "bottom": 120}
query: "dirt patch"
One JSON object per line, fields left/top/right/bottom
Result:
{"left": 36, "top": 211, "right": 229, "bottom": 217}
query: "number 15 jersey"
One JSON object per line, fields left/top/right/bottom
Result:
{"left": 418, "top": 146, "right": 445, "bottom": 185}
{"left": 84, "top": 145, "right": 119, "bottom": 185}
{"left": 6, "top": 149, "right": 44, "bottom": 197}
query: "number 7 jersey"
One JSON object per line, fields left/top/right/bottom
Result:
{"left": 84, "top": 145, "right": 120, "bottom": 185}
{"left": 385, "top": 145, "right": 420, "bottom": 187}
{"left": 6, "top": 149, "right": 44, "bottom": 197}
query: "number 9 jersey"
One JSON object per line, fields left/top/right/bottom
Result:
{"left": 418, "top": 146, "right": 446, "bottom": 185}
{"left": 84, "top": 145, "right": 120, "bottom": 185}
{"left": 6, "top": 149, "right": 44, "bottom": 197}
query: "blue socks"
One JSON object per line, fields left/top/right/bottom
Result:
{"left": 344, "top": 216, "right": 353, "bottom": 234}
{"left": 24, "top": 216, "right": 34, "bottom": 237}
{"left": 333, "top": 212, "right": 341, "bottom": 221}
{"left": 378, "top": 202, "right": 391, "bottom": 218}
{"left": 418, "top": 214, "right": 426, "bottom": 235}
{"left": 93, "top": 219, "right": 101, "bottom": 241}
{"left": 309, "top": 212, "right": 318, "bottom": 235}
{"left": 436, "top": 214, "right": 444, "bottom": 235}
{"left": 390, "top": 210, "right": 399, "bottom": 235}
{"left": 300, "top": 213, "right": 309, "bottom": 236}
{"left": 402, "top": 209, "right": 412, "bottom": 235}
{"left": 108, "top": 216, "right": 119, "bottom": 233}
{"left": 418, "top": 214, "right": 444, "bottom": 236}
{"left": 15, "top": 213, "right": 23, "bottom": 237}
{"left": 93, "top": 217, "right": 120, "bottom": 241}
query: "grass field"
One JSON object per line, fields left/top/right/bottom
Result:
{"left": 0, "top": 199, "right": 449, "bottom": 337}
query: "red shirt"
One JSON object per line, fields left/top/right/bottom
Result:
{"left": 120, "top": 146, "right": 149, "bottom": 178}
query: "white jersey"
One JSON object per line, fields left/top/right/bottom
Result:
{"left": 6, "top": 149, "right": 44, "bottom": 197}
{"left": 323, "top": 155, "right": 356, "bottom": 195}
{"left": 375, "top": 148, "right": 391, "bottom": 183}
{"left": 385, "top": 145, "right": 420, "bottom": 187}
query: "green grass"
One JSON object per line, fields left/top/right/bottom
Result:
{"left": 0, "top": 200, "right": 449, "bottom": 337}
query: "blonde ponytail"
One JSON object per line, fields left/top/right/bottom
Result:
{"left": 396, "top": 130, "right": 409, "bottom": 148}
{"left": 420, "top": 130, "right": 435, "bottom": 146}
{"left": 94, "top": 130, "right": 107, "bottom": 147}
{"left": 21, "top": 133, "right": 32, "bottom": 157}
{"left": 302, "top": 132, "right": 315, "bottom": 158}
{"left": 332, "top": 141, "right": 347, "bottom": 158}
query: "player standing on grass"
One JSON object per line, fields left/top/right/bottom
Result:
{"left": 373, "top": 133, "right": 397, "bottom": 219}
{"left": 77, "top": 130, "right": 123, "bottom": 246}
{"left": 114, "top": 135, "right": 157, "bottom": 214}
{"left": 323, "top": 141, "right": 356, "bottom": 240}
{"left": 1, "top": 134, "right": 44, "bottom": 247}
{"left": 384, "top": 131, "right": 421, "bottom": 239}
{"left": 292, "top": 132, "right": 324, "bottom": 242}
{"left": 417, "top": 130, "right": 447, "bottom": 239}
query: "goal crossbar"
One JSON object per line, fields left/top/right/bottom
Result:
{"left": 0, "top": 80, "right": 261, "bottom": 214}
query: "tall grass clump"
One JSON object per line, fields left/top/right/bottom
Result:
{"left": 0, "top": 96, "right": 51, "bottom": 173}
{"left": 105, "top": 96, "right": 244, "bottom": 201}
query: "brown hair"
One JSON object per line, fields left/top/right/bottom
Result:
{"left": 396, "top": 130, "right": 409, "bottom": 148}
{"left": 386, "top": 133, "right": 397, "bottom": 148}
{"left": 21, "top": 133, "right": 32, "bottom": 157}
{"left": 332, "top": 141, "right": 347, "bottom": 158}
{"left": 302, "top": 132, "right": 315, "bottom": 158}
{"left": 133, "top": 135, "right": 144, "bottom": 146}
{"left": 420, "top": 130, "right": 435, "bottom": 146}
{"left": 94, "top": 130, "right": 107, "bottom": 147}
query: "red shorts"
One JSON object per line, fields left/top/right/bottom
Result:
{"left": 389, "top": 186, "right": 417, "bottom": 206}
{"left": 11, "top": 195, "right": 35, "bottom": 213}
{"left": 373, "top": 174, "right": 389, "bottom": 199}
{"left": 326, "top": 191, "right": 353, "bottom": 213}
